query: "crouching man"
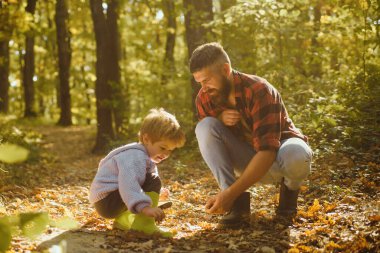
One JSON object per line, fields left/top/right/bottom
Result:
{"left": 190, "top": 42, "right": 313, "bottom": 228}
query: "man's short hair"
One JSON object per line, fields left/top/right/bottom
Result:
{"left": 189, "top": 42, "right": 231, "bottom": 73}
{"left": 138, "top": 108, "right": 186, "bottom": 147}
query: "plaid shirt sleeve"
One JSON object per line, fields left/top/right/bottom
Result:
{"left": 250, "top": 81, "right": 282, "bottom": 151}
{"left": 196, "top": 95, "right": 208, "bottom": 120}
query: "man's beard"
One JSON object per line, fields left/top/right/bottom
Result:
{"left": 207, "top": 75, "right": 231, "bottom": 107}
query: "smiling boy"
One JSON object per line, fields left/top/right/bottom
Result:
{"left": 89, "top": 108, "right": 185, "bottom": 235}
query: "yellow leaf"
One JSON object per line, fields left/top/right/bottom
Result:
{"left": 326, "top": 241, "right": 342, "bottom": 250}
{"left": 368, "top": 215, "right": 380, "bottom": 222}
{"left": 308, "top": 199, "right": 320, "bottom": 215}
{"left": 323, "top": 202, "right": 337, "bottom": 212}
{"left": 300, "top": 185, "right": 308, "bottom": 192}
{"left": 297, "top": 245, "right": 313, "bottom": 252}
{"left": 304, "top": 229, "right": 315, "bottom": 236}
{"left": 342, "top": 196, "right": 358, "bottom": 204}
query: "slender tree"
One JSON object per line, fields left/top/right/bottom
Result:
{"left": 81, "top": 49, "right": 92, "bottom": 125}
{"left": 0, "top": 6, "right": 11, "bottom": 113}
{"left": 23, "top": 0, "right": 38, "bottom": 117}
{"left": 90, "top": 0, "right": 115, "bottom": 152}
{"left": 44, "top": 0, "right": 60, "bottom": 108}
{"left": 183, "top": 0, "right": 214, "bottom": 120}
{"left": 161, "top": 0, "right": 176, "bottom": 86}
{"left": 0, "top": 40, "right": 10, "bottom": 113}
{"left": 106, "top": 0, "right": 124, "bottom": 134}
{"left": 55, "top": 0, "right": 72, "bottom": 125}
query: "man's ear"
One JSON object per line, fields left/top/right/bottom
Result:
{"left": 222, "top": 63, "right": 231, "bottom": 77}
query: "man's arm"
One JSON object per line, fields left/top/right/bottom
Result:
{"left": 228, "top": 150, "right": 276, "bottom": 198}
{"left": 206, "top": 81, "right": 281, "bottom": 213}
{"left": 205, "top": 150, "right": 276, "bottom": 213}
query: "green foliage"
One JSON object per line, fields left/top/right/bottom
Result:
{"left": 0, "top": 143, "right": 29, "bottom": 164}
{"left": 19, "top": 212, "right": 50, "bottom": 239}
{"left": 0, "top": 212, "right": 78, "bottom": 252}
{"left": 50, "top": 216, "right": 80, "bottom": 230}
{"left": 0, "top": 217, "right": 12, "bottom": 252}
{"left": 2, "top": 0, "right": 379, "bottom": 153}
{"left": 0, "top": 115, "right": 42, "bottom": 165}
{"left": 209, "top": 0, "right": 380, "bottom": 152}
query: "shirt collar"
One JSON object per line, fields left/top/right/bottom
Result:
{"left": 232, "top": 70, "right": 244, "bottom": 108}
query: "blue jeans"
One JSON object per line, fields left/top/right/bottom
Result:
{"left": 195, "top": 117, "right": 313, "bottom": 191}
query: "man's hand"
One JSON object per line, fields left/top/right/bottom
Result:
{"left": 141, "top": 206, "right": 165, "bottom": 221}
{"left": 219, "top": 110, "right": 241, "bottom": 126}
{"left": 205, "top": 190, "right": 235, "bottom": 214}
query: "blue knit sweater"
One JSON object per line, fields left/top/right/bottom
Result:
{"left": 89, "top": 143, "right": 157, "bottom": 214}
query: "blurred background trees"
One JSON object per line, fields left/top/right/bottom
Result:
{"left": 0, "top": 0, "right": 379, "bottom": 153}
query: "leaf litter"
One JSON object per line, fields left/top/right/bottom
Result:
{"left": 0, "top": 125, "right": 378, "bottom": 252}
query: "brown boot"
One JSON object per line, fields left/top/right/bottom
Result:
{"left": 219, "top": 192, "right": 250, "bottom": 229}
{"left": 276, "top": 179, "right": 299, "bottom": 217}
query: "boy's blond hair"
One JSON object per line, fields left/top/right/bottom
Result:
{"left": 138, "top": 108, "right": 186, "bottom": 147}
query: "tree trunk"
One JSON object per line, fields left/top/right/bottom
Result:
{"left": 183, "top": 0, "right": 214, "bottom": 121}
{"left": 55, "top": 0, "right": 72, "bottom": 126}
{"left": 0, "top": 5, "right": 11, "bottom": 114}
{"left": 0, "top": 40, "right": 10, "bottom": 114}
{"left": 161, "top": 0, "right": 176, "bottom": 86}
{"left": 311, "top": 0, "right": 322, "bottom": 78}
{"left": 45, "top": 0, "right": 60, "bottom": 109}
{"left": 81, "top": 50, "right": 92, "bottom": 125}
{"left": 23, "top": 0, "right": 37, "bottom": 117}
{"left": 106, "top": 0, "right": 124, "bottom": 135}
{"left": 90, "top": 0, "right": 115, "bottom": 153}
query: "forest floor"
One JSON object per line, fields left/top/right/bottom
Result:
{"left": 1, "top": 123, "right": 379, "bottom": 252}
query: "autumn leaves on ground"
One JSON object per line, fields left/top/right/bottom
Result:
{"left": 1, "top": 123, "right": 379, "bottom": 253}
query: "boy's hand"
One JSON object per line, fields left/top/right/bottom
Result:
{"left": 141, "top": 206, "right": 165, "bottom": 221}
{"left": 160, "top": 188, "right": 170, "bottom": 201}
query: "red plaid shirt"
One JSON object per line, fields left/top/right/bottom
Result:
{"left": 196, "top": 70, "right": 308, "bottom": 152}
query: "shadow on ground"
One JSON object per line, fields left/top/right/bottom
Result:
{"left": 37, "top": 215, "right": 291, "bottom": 253}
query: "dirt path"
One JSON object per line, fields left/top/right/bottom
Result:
{"left": 1, "top": 125, "right": 105, "bottom": 252}
{"left": 1, "top": 124, "right": 379, "bottom": 252}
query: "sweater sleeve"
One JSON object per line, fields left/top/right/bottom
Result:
{"left": 113, "top": 150, "right": 152, "bottom": 214}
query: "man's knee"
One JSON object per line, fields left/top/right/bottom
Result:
{"left": 280, "top": 140, "right": 312, "bottom": 181}
{"left": 195, "top": 117, "right": 222, "bottom": 140}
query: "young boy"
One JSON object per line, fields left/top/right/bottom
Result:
{"left": 89, "top": 108, "right": 185, "bottom": 236}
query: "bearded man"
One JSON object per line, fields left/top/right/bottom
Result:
{"left": 190, "top": 42, "right": 313, "bottom": 228}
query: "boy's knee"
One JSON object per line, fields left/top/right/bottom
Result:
{"left": 142, "top": 173, "right": 162, "bottom": 194}
{"left": 195, "top": 117, "right": 222, "bottom": 139}
{"left": 94, "top": 203, "right": 121, "bottom": 219}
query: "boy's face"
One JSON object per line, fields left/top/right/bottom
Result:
{"left": 143, "top": 134, "right": 177, "bottom": 163}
